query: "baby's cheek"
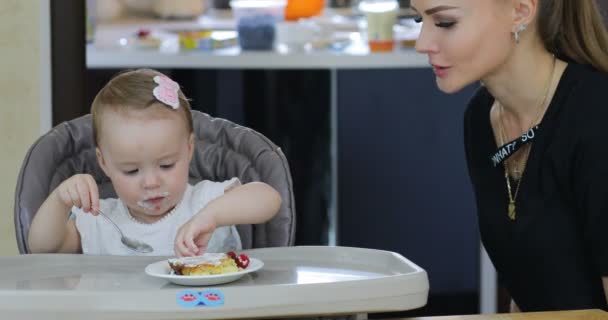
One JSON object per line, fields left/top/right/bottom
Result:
{"left": 115, "top": 181, "right": 140, "bottom": 202}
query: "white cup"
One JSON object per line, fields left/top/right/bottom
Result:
{"left": 359, "top": 0, "right": 399, "bottom": 52}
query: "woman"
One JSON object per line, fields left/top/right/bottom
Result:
{"left": 411, "top": 0, "right": 608, "bottom": 312}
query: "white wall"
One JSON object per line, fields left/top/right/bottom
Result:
{"left": 0, "top": 0, "right": 51, "bottom": 255}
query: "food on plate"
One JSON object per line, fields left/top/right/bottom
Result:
{"left": 168, "top": 251, "right": 250, "bottom": 276}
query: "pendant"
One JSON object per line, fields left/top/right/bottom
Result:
{"left": 508, "top": 201, "right": 517, "bottom": 220}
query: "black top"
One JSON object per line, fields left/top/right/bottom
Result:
{"left": 464, "top": 63, "right": 608, "bottom": 311}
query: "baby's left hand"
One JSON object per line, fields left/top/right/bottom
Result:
{"left": 174, "top": 212, "right": 217, "bottom": 257}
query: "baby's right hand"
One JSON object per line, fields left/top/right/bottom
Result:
{"left": 54, "top": 174, "right": 100, "bottom": 215}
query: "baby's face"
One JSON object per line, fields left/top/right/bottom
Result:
{"left": 96, "top": 106, "right": 193, "bottom": 223}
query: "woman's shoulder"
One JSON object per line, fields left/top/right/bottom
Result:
{"left": 561, "top": 64, "right": 608, "bottom": 114}
{"left": 568, "top": 62, "right": 608, "bottom": 79}
{"left": 556, "top": 63, "right": 608, "bottom": 138}
{"left": 563, "top": 63, "right": 608, "bottom": 100}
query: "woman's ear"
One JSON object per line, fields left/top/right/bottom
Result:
{"left": 511, "top": 0, "right": 538, "bottom": 32}
{"left": 96, "top": 148, "right": 110, "bottom": 176}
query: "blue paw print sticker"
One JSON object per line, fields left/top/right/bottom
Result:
{"left": 177, "top": 290, "right": 201, "bottom": 308}
{"left": 199, "top": 289, "right": 225, "bottom": 307}
{"left": 177, "top": 290, "right": 225, "bottom": 308}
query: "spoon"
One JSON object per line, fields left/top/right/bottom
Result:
{"left": 98, "top": 209, "right": 154, "bottom": 254}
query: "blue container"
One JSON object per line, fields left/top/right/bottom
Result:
{"left": 231, "top": 0, "right": 286, "bottom": 51}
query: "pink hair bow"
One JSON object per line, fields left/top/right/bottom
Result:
{"left": 153, "top": 75, "right": 180, "bottom": 109}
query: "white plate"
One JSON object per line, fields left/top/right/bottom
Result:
{"left": 145, "top": 257, "right": 263, "bottom": 286}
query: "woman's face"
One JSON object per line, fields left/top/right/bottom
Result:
{"left": 412, "top": 0, "right": 515, "bottom": 93}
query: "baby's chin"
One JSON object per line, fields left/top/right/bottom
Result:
{"left": 143, "top": 204, "right": 176, "bottom": 216}
{"left": 127, "top": 203, "right": 177, "bottom": 223}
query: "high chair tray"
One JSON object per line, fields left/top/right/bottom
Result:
{"left": 0, "top": 246, "right": 428, "bottom": 320}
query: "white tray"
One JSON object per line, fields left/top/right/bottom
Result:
{"left": 0, "top": 246, "right": 428, "bottom": 320}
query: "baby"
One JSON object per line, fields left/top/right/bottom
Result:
{"left": 28, "top": 69, "right": 282, "bottom": 257}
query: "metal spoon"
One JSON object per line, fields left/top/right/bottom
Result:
{"left": 98, "top": 209, "right": 154, "bottom": 254}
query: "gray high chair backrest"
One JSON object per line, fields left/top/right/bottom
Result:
{"left": 14, "top": 111, "right": 296, "bottom": 254}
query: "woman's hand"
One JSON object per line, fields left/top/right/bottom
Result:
{"left": 174, "top": 211, "right": 217, "bottom": 257}
{"left": 54, "top": 174, "right": 100, "bottom": 214}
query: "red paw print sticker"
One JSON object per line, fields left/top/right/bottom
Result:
{"left": 204, "top": 292, "right": 222, "bottom": 301}
{"left": 180, "top": 293, "right": 198, "bottom": 302}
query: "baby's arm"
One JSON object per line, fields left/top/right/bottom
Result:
{"left": 204, "top": 182, "right": 281, "bottom": 226}
{"left": 28, "top": 174, "right": 99, "bottom": 253}
{"left": 175, "top": 182, "right": 281, "bottom": 256}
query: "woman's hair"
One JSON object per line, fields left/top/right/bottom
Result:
{"left": 91, "top": 69, "right": 193, "bottom": 146}
{"left": 537, "top": 0, "right": 608, "bottom": 72}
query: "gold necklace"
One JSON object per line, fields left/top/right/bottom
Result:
{"left": 497, "top": 56, "right": 556, "bottom": 220}
{"left": 498, "top": 121, "right": 531, "bottom": 220}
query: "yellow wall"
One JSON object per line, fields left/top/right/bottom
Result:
{"left": 0, "top": 1, "right": 44, "bottom": 255}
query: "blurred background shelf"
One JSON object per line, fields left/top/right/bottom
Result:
{"left": 88, "top": 45, "right": 428, "bottom": 69}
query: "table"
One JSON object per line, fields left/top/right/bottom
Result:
{"left": 397, "top": 309, "right": 607, "bottom": 320}
{"left": 0, "top": 246, "right": 428, "bottom": 319}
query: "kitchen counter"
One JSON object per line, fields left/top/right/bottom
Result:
{"left": 87, "top": 12, "right": 427, "bottom": 69}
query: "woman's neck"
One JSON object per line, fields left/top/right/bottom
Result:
{"left": 483, "top": 43, "right": 558, "bottom": 130}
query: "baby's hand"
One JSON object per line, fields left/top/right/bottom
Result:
{"left": 174, "top": 212, "right": 217, "bottom": 257}
{"left": 54, "top": 174, "right": 100, "bottom": 215}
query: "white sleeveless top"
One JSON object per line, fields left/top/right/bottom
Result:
{"left": 73, "top": 178, "right": 242, "bottom": 256}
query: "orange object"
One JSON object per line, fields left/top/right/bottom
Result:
{"left": 285, "top": 0, "right": 324, "bottom": 21}
{"left": 369, "top": 40, "right": 395, "bottom": 52}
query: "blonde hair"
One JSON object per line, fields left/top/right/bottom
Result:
{"left": 91, "top": 69, "right": 193, "bottom": 146}
{"left": 537, "top": 0, "right": 608, "bottom": 72}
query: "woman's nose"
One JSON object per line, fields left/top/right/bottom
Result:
{"left": 415, "top": 26, "right": 438, "bottom": 55}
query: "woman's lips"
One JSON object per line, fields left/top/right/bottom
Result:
{"left": 432, "top": 65, "right": 451, "bottom": 78}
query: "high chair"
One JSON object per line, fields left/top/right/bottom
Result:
{"left": 14, "top": 111, "right": 296, "bottom": 254}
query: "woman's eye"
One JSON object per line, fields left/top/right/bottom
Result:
{"left": 436, "top": 21, "right": 456, "bottom": 28}
{"left": 124, "top": 169, "right": 138, "bottom": 176}
{"left": 160, "top": 164, "right": 175, "bottom": 170}
{"left": 413, "top": 15, "right": 456, "bottom": 29}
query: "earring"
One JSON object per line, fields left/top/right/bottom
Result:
{"left": 514, "top": 24, "right": 527, "bottom": 43}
